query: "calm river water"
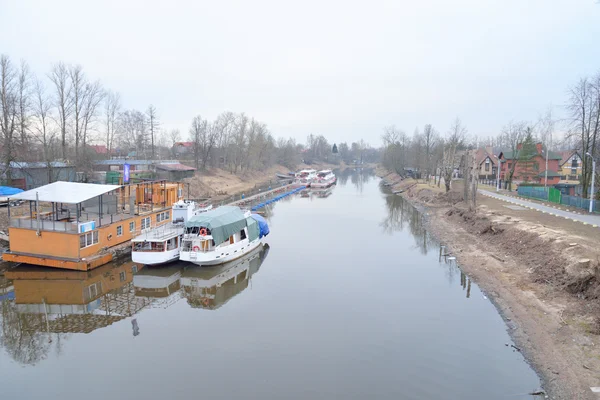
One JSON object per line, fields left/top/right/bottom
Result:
{"left": 0, "top": 169, "right": 542, "bottom": 399}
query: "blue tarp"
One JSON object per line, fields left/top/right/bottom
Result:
{"left": 0, "top": 186, "right": 23, "bottom": 196}
{"left": 251, "top": 213, "right": 270, "bottom": 238}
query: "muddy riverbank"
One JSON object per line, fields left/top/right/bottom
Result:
{"left": 378, "top": 169, "right": 600, "bottom": 400}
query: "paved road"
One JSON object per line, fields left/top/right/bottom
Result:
{"left": 479, "top": 189, "right": 600, "bottom": 227}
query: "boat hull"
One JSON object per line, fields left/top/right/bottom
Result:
{"left": 132, "top": 248, "right": 180, "bottom": 266}
{"left": 181, "top": 239, "right": 263, "bottom": 266}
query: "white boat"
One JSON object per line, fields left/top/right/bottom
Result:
{"left": 294, "top": 169, "right": 317, "bottom": 187}
{"left": 179, "top": 206, "right": 269, "bottom": 266}
{"left": 131, "top": 200, "right": 212, "bottom": 265}
{"left": 311, "top": 169, "right": 337, "bottom": 188}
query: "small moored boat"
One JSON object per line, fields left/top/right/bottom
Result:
{"left": 294, "top": 169, "right": 317, "bottom": 187}
{"left": 131, "top": 200, "right": 212, "bottom": 266}
{"left": 311, "top": 169, "right": 337, "bottom": 188}
{"left": 179, "top": 206, "right": 269, "bottom": 266}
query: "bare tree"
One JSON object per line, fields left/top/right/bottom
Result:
{"left": 48, "top": 62, "right": 72, "bottom": 160}
{"left": 103, "top": 91, "right": 121, "bottom": 158}
{"left": 32, "top": 79, "right": 56, "bottom": 183}
{"left": 567, "top": 75, "right": 599, "bottom": 198}
{"left": 189, "top": 115, "right": 207, "bottom": 169}
{"left": 81, "top": 80, "right": 104, "bottom": 161}
{"left": 500, "top": 120, "right": 528, "bottom": 191}
{"left": 422, "top": 124, "right": 439, "bottom": 181}
{"left": 442, "top": 118, "right": 467, "bottom": 192}
{"left": 69, "top": 65, "right": 87, "bottom": 165}
{"left": 0, "top": 55, "right": 18, "bottom": 180}
{"left": 146, "top": 105, "right": 159, "bottom": 159}
{"left": 16, "top": 60, "right": 32, "bottom": 151}
{"left": 168, "top": 128, "right": 181, "bottom": 147}
{"left": 118, "top": 109, "right": 147, "bottom": 156}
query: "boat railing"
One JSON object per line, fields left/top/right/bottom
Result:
{"left": 134, "top": 223, "right": 183, "bottom": 241}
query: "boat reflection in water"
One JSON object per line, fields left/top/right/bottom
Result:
{"left": 133, "top": 264, "right": 184, "bottom": 309}
{"left": 4, "top": 260, "right": 147, "bottom": 335}
{"left": 180, "top": 243, "right": 269, "bottom": 310}
{"left": 311, "top": 187, "right": 334, "bottom": 198}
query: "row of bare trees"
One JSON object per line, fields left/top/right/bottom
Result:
{"left": 1, "top": 53, "right": 368, "bottom": 180}
{"left": 0, "top": 53, "right": 167, "bottom": 179}
{"left": 381, "top": 118, "right": 468, "bottom": 192}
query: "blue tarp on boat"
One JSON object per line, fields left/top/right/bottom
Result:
{"left": 251, "top": 213, "right": 270, "bottom": 238}
{"left": 0, "top": 186, "right": 23, "bottom": 196}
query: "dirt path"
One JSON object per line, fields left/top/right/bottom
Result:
{"left": 381, "top": 171, "right": 600, "bottom": 399}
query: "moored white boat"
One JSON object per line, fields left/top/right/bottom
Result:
{"left": 179, "top": 206, "right": 269, "bottom": 266}
{"left": 311, "top": 169, "right": 337, "bottom": 188}
{"left": 131, "top": 200, "right": 212, "bottom": 265}
{"left": 294, "top": 169, "right": 317, "bottom": 187}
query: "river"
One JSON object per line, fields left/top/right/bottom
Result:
{"left": 0, "top": 169, "right": 542, "bottom": 399}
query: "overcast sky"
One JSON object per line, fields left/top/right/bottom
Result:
{"left": 1, "top": 0, "right": 599, "bottom": 146}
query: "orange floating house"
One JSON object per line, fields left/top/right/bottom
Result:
{"left": 3, "top": 180, "right": 184, "bottom": 271}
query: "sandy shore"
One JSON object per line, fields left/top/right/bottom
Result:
{"left": 378, "top": 169, "right": 600, "bottom": 399}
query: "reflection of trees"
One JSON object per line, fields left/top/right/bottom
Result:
{"left": 336, "top": 167, "right": 375, "bottom": 188}
{"left": 0, "top": 300, "right": 52, "bottom": 365}
{"left": 380, "top": 194, "right": 437, "bottom": 255}
{"left": 336, "top": 168, "right": 375, "bottom": 193}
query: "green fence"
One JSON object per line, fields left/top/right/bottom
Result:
{"left": 519, "top": 185, "right": 598, "bottom": 213}
{"left": 548, "top": 188, "right": 561, "bottom": 204}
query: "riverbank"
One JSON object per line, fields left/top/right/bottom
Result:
{"left": 184, "top": 162, "right": 370, "bottom": 200}
{"left": 378, "top": 169, "right": 600, "bottom": 399}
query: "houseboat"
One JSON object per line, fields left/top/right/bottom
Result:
{"left": 311, "top": 169, "right": 337, "bottom": 188}
{"left": 179, "top": 206, "right": 269, "bottom": 266}
{"left": 131, "top": 199, "right": 212, "bottom": 265}
{"left": 3, "top": 180, "right": 184, "bottom": 271}
{"left": 294, "top": 169, "right": 317, "bottom": 187}
{"left": 180, "top": 243, "right": 269, "bottom": 309}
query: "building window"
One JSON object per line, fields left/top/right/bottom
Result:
{"left": 485, "top": 159, "right": 490, "bottom": 172}
{"left": 80, "top": 231, "right": 99, "bottom": 248}
{"left": 116, "top": 225, "right": 123, "bottom": 236}
{"left": 119, "top": 271, "right": 126, "bottom": 282}
{"left": 129, "top": 221, "right": 135, "bottom": 232}
{"left": 132, "top": 265, "right": 138, "bottom": 273}
{"left": 141, "top": 217, "right": 151, "bottom": 230}
{"left": 507, "top": 163, "right": 512, "bottom": 170}
{"left": 157, "top": 213, "right": 162, "bottom": 223}
{"left": 165, "top": 211, "right": 170, "bottom": 221}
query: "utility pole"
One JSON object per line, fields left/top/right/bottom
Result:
{"left": 495, "top": 154, "right": 501, "bottom": 191}
{"left": 587, "top": 152, "right": 596, "bottom": 213}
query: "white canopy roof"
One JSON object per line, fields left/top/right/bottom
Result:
{"left": 10, "top": 181, "right": 121, "bottom": 204}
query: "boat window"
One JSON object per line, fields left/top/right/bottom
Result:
{"left": 167, "top": 237, "right": 178, "bottom": 250}
{"left": 240, "top": 229, "right": 247, "bottom": 240}
{"left": 80, "top": 231, "right": 99, "bottom": 249}
{"left": 133, "top": 241, "right": 165, "bottom": 252}
{"left": 230, "top": 235, "right": 235, "bottom": 244}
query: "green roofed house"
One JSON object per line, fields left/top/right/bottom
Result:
{"left": 499, "top": 142, "right": 562, "bottom": 185}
